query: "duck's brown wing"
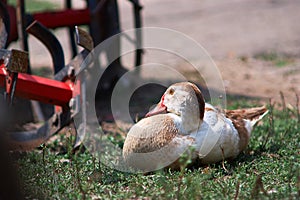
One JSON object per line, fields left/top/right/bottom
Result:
{"left": 123, "top": 115, "right": 194, "bottom": 172}
{"left": 224, "top": 106, "right": 268, "bottom": 151}
{"left": 225, "top": 106, "right": 268, "bottom": 122}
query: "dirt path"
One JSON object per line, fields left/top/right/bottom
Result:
{"left": 8, "top": 0, "right": 300, "bottom": 105}
{"left": 216, "top": 58, "right": 300, "bottom": 105}
{"left": 138, "top": 0, "right": 300, "bottom": 105}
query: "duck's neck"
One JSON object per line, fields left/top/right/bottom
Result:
{"left": 181, "top": 112, "right": 202, "bottom": 134}
{"left": 182, "top": 84, "right": 205, "bottom": 133}
{"left": 174, "top": 103, "right": 202, "bottom": 134}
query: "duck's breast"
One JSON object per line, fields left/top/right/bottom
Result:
{"left": 123, "top": 114, "right": 194, "bottom": 171}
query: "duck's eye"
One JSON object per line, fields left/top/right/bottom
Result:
{"left": 169, "top": 88, "right": 175, "bottom": 95}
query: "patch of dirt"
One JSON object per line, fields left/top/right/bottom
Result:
{"left": 216, "top": 57, "right": 300, "bottom": 105}
{"left": 7, "top": 0, "right": 300, "bottom": 120}
{"left": 172, "top": 55, "right": 300, "bottom": 106}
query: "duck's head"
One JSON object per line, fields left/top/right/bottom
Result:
{"left": 146, "top": 82, "right": 205, "bottom": 133}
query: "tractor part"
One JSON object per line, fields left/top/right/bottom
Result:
{"left": 25, "top": 20, "right": 66, "bottom": 122}
{"left": 65, "top": 0, "right": 78, "bottom": 57}
{"left": 3, "top": 0, "right": 143, "bottom": 73}
{"left": 26, "top": 21, "right": 65, "bottom": 74}
{"left": 16, "top": 0, "right": 29, "bottom": 64}
{"left": 0, "top": 27, "right": 93, "bottom": 150}
{"left": 129, "top": 0, "right": 143, "bottom": 67}
{"left": 3, "top": 49, "right": 28, "bottom": 106}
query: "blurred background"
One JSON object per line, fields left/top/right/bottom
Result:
{"left": 6, "top": 0, "right": 300, "bottom": 106}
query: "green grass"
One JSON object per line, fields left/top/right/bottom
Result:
{"left": 254, "top": 52, "right": 295, "bottom": 67}
{"left": 14, "top": 100, "right": 300, "bottom": 199}
{"left": 7, "top": 0, "right": 59, "bottom": 13}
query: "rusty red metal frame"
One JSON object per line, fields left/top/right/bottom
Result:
{"left": 31, "top": 9, "right": 90, "bottom": 29}
{"left": 4, "top": 4, "right": 90, "bottom": 44}
{"left": 0, "top": 63, "right": 73, "bottom": 106}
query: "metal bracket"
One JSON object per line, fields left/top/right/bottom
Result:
{"left": 73, "top": 79, "right": 87, "bottom": 148}
{"left": 69, "top": 95, "right": 81, "bottom": 118}
{"left": 0, "top": 49, "right": 29, "bottom": 73}
{"left": 1, "top": 27, "right": 94, "bottom": 150}
{"left": 75, "top": 26, "right": 94, "bottom": 52}
{"left": 6, "top": 49, "right": 28, "bottom": 73}
{"left": 1, "top": 49, "right": 28, "bottom": 106}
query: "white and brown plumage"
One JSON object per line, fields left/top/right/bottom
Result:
{"left": 123, "top": 82, "right": 268, "bottom": 172}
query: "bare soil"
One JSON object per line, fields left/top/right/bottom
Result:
{"left": 216, "top": 57, "right": 300, "bottom": 105}
{"left": 8, "top": 0, "right": 300, "bottom": 106}
{"left": 138, "top": 0, "right": 300, "bottom": 105}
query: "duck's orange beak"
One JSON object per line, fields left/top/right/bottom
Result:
{"left": 145, "top": 102, "right": 167, "bottom": 117}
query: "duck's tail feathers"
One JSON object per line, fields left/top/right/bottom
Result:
{"left": 249, "top": 107, "right": 269, "bottom": 127}
{"left": 225, "top": 106, "right": 269, "bottom": 127}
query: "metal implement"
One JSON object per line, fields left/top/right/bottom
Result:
{"left": 6, "top": 49, "right": 28, "bottom": 73}
{"left": 0, "top": 27, "right": 93, "bottom": 150}
{"left": 75, "top": 26, "right": 93, "bottom": 52}
{"left": 0, "top": 0, "right": 144, "bottom": 150}
{"left": 8, "top": 110, "right": 71, "bottom": 150}
{"left": 2, "top": 49, "right": 28, "bottom": 106}
{"left": 26, "top": 21, "right": 65, "bottom": 74}
{"left": 129, "top": 0, "right": 143, "bottom": 67}
{"left": 0, "top": 66, "right": 72, "bottom": 106}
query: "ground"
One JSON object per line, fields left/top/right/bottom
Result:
{"left": 3, "top": 1, "right": 300, "bottom": 199}
{"left": 8, "top": 0, "right": 300, "bottom": 106}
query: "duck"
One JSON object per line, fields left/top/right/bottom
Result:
{"left": 122, "top": 82, "right": 268, "bottom": 172}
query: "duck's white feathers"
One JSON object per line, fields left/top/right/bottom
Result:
{"left": 197, "top": 104, "right": 268, "bottom": 164}
{"left": 189, "top": 103, "right": 239, "bottom": 164}
{"left": 122, "top": 82, "right": 268, "bottom": 170}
